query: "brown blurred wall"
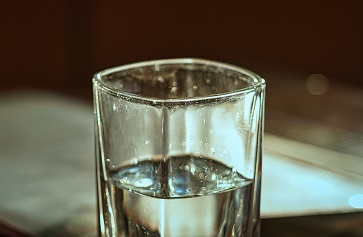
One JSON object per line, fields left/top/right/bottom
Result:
{"left": 1, "top": 1, "right": 362, "bottom": 100}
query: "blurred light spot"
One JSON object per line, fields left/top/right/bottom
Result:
{"left": 306, "top": 74, "right": 329, "bottom": 95}
{"left": 348, "top": 194, "right": 363, "bottom": 209}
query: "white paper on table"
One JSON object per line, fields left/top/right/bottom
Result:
{"left": 262, "top": 133, "right": 363, "bottom": 217}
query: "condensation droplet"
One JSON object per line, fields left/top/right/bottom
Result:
{"left": 236, "top": 112, "right": 240, "bottom": 119}
{"left": 155, "top": 64, "right": 160, "bottom": 71}
{"left": 206, "top": 78, "right": 211, "bottom": 84}
{"left": 145, "top": 140, "right": 150, "bottom": 145}
{"left": 211, "top": 147, "right": 216, "bottom": 155}
{"left": 157, "top": 76, "right": 165, "bottom": 83}
{"left": 106, "top": 158, "right": 110, "bottom": 162}
{"left": 171, "top": 87, "right": 178, "bottom": 94}
{"left": 133, "top": 158, "right": 138, "bottom": 165}
{"left": 203, "top": 119, "right": 206, "bottom": 123}
{"left": 112, "top": 104, "right": 117, "bottom": 111}
{"left": 192, "top": 85, "right": 198, "bottom": 90}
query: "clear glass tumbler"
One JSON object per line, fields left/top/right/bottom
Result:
{"left": 93, "top": 58, "right": 265, "bottom": 237}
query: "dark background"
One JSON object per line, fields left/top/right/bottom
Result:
{"left": 1, "top": 2, "right": 363, "bottom": 236}
{"left": 1, "top": 1, "right": 362, "bottom": 100}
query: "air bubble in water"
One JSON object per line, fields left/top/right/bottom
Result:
{"left": 112, "top": 104, "right": 117, "bottom": 111}
{"left": 145, "top": 140, "right": 150, "bottom": 145}
{"left": 192, "top": 85, "right": 198, "bottom": 90}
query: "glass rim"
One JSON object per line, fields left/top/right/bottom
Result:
{"left": 93, "top": 58, "right": 265, "bottom": 104}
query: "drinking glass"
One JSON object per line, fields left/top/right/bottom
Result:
{"left": 93, "top": 58, "right": 265, "bottom": 237}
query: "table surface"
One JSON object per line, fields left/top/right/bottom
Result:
{"left": 0, "top": 90, "right": 362, "bottom": 236}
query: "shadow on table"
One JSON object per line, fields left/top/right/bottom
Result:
{"left": 262, "top": 212, "right": 363, "bottom": 237}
